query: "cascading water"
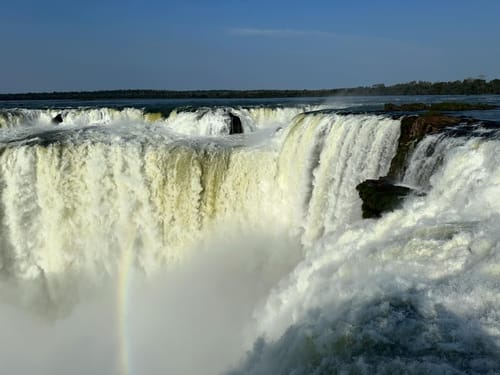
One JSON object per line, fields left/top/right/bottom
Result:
{"left": 0, "top": 100, "right": 499, "bottom": 375}
{"left": 0, "top": 109, "right": 399, "bottom": 304}
{"left": 0, "top": 104, "right": 324, "bottom": 135}
{"left": 234, "top": 135, "right": 500, "bottom": 374}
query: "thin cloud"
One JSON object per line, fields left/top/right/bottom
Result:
{"left": 229, "top": 28, "right": 338, "bottom": 38}
{"left": 228, "top": 27, "right": 441, "bottom": 57}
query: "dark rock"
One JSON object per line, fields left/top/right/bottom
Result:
{"left": 358, "top": 111, "right": 491, "bottom": 219}
{"left": 384, "top": 103, "right": 428, "bottom": 111}
{"left": 52, "top": 113, "right": 63, "bottom": 124}
{"left": 387, "top": 114, "right": 462, "bottom": 180}
{"left": 356, "top": 179, "right": 414, "bottom": 218}
{"left": 228, "top": 112, "right": 243, "bottom": 134}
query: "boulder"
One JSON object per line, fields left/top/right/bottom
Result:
{"left": 52, "top": 113, "right": 63, "bottom": 124}
{"left": 387, "top": 114, "right": 461, "bottom": 180}
{"left": 356, "top": 179, "right": 414, "bottom": 218}
{"left": 358, "top": 111, "right": 488, "bottom": 219}
{"left": 228, "top": 113, "right": 243, "bottom": 134}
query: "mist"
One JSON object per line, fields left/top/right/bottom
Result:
{"left": 0, "top": 231, "right": 303, "bottom": 375}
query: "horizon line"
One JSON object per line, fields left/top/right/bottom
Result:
{"left": 1, "top": 78, "right": 499, "bottom": 98}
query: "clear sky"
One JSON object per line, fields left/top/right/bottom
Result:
{"left": 1, "top": 0, "right": 499, "bottom": 93}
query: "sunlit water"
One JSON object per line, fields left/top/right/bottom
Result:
{"left": 0, "top": 95, "right": 499, "bottom": 374}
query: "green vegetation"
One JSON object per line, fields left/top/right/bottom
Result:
{"left": 1, "top": 78, "right": 500, "bottom": 101}
{"left": 384, "top": 102, "right": 496, "bottom": 111}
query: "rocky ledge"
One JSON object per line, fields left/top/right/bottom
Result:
{"left": 387, "top": 113, "right": 464, "bottom": 180}
{"left": 356, "top": 179, "right": 415, "bottom": 219}
{"left": 357, "top": 110, "right": 493, "bottom": 218}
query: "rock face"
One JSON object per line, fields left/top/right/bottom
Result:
{"left": 356, "top": 179, "right": 413, "bottom": 218}
{"left": 357, "top": 113, "right": 467, "bottom": 219}
{"left": 52, "top": 113, "right": 63, "bottom": 124}
{"left": 228, "top": 113, "right": 243, "bottom": 134}
{"left": 387, "top": 114, "right": 461, "bottom": 180}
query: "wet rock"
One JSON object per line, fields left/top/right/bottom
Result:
{"left": 359, "top": 112, "right": 491, "bottom": 219}
{"left": 387, "top": 114, "right": 462, "bottom": 180}
{"left": 384, "top": 103, "right": 428, "bottom": 111}
{"left": 356, "top": 179, "right": 414, "bottom": 219}
{"left": 228, "top": 113, "right": 243, "bottom": 134}
{"left": 52, "top": 113, "right": 63, "bottom": 124}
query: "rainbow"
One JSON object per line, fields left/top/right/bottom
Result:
{"left": 116, "top": 246, "right": 135, "bottom": 375}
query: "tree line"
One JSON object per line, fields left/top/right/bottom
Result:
{"left": 1, "top": 79, "right": 500, "bottom": 101}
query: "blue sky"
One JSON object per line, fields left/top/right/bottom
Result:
{"left": 1, "top": 0, "right": 499, "bottom": 92}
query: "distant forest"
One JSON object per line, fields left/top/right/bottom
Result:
{"left": 1, "top": 79, "right": 500, "bottom": 101}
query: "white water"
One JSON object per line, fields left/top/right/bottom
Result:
{"left": 0, "top": 106, "right": 499, "bottom": 374}
{"left": 0, "top": 104, "right": 325, "bottom": 136}
{"left": 164, "top": 105, "right": 324, "bottom": 135}
{"left": 0, "top": 107, "right": 148, "bottom": 128}
{"left": 232, "top": 136, "right": 500, "bottom": 374}
{"left": 0, "top": 111, "right": 398, "bottom": 302}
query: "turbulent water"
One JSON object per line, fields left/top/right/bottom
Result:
{"left": 0, "top": 96, "right": 500, "bottom": 374}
